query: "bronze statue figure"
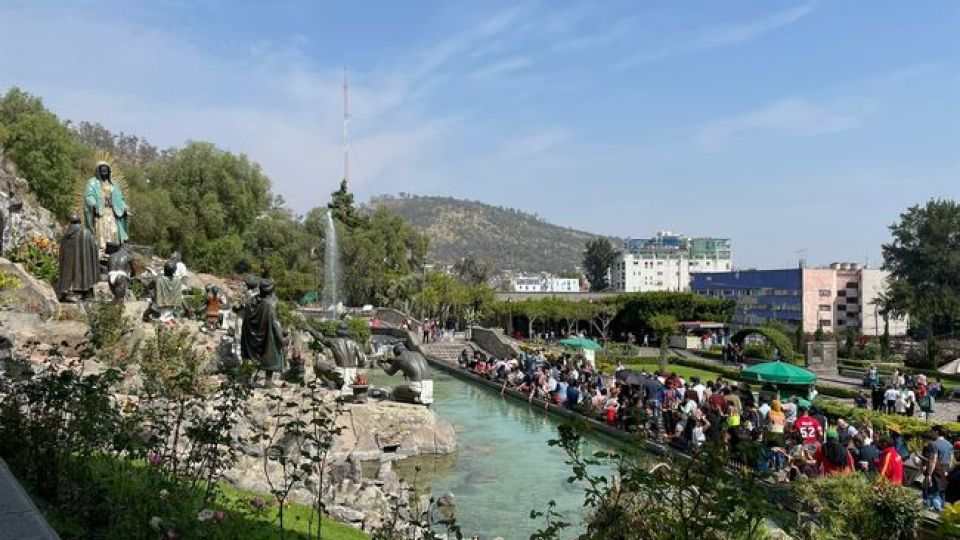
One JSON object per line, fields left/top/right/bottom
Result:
{"left": 240, "top": 278, "right": 285, "bottom": 387}
{"left": 378, "top": 343, "right": 433, "bottom": 405}
{"left": 57, "top": 214, "right": 99, "bottom": 303}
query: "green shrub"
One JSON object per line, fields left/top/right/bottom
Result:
{"left": 743, "top": 343, "right": 774, "bottom": 360}
{"left": 346, "top": 316, "right": 371, "bottom": 346}
{"left": 87, "top": 300, "right": 134, "bottom": 364}
{"left": 5, "top": 235, "right": 58, "bottom": 285}
{"left": 792, "top": 473, "right": 922, "bottom": 539}
{"left": 307, "top": 318, "right": 339, "bottom": 338}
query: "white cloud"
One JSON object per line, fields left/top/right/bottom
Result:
{"left": 693, "top": 97, "right": 871, "bottom": 151}
{"left": 0, "top": 2, "right": 544, "bottom": 212}
{"left": 469, "top": 56, "right": 533, "bottom": 81}
{"left": 617, "top": 2, "right": 816, "bottom": 68}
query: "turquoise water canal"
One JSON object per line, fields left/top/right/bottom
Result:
{"left": 366, "top": 369, "right": 621, "bottom": 539}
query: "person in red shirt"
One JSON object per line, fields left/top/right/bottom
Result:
{"left": 794, "top": 407, "right": 823, "bottom": 451}
{"left": 813, "top": 430, "right": 854, "bottom": 475}
{"left": 875, "top": 436, "right": 904, "bottom": 484}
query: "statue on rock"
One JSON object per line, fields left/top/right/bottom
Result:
{"left": 308, "top": 326, "right": 367, "bottom": 392}
{"left": 106, "top": 245, "right": 137, "bottom": 302}
{"left": 56, "top": 214, "right": 99, "bottom": 303}
{"left": 143, "top": 260, "right": 185, "bottom": 321}
{"left": 379, "top": 343, "right": 433, "bottom": 405}
{"left": 241, "top": 278, "right": 285, "bottom": 388}
{"left": 84, "top": 161, "right": 129, "bottom": 256}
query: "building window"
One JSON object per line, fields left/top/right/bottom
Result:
{"left": 837, "top": 320, "right": 845, "bottom": 326}
{"left": 819, "top": 319, "right": 832, "bottom": 327}
{"left": 837, "top": 304, "right": 846, "bottom": 311}
{"left": 819, "top": 289, "right": 831, "bottom": 297}
{"left": 847, "top": 297, "right": 858, "bottom": 304}
{"left": 846, "top": 281, "right": 859, "bottom": 289}
{"left": 837, "top": 290, "right": 846, "bottom": 297}
{"left": 819, "top": 304, "right": 831, "bottom": 312}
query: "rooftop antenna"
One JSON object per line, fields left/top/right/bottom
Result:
{"left": 342, "top": 67, "right": 350, "bottom": 184}
{"left": 796, "top": 248, "right": 807, "bottom": 269}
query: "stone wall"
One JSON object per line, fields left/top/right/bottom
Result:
{"left": 470, "top": 327, "right": 521, "bottom": 358}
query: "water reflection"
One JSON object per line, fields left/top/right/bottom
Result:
{"left": 362, "top": 369, "right": 619, "bottom": 538}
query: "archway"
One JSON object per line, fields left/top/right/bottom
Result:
{"left": 730, "top": 327, "right": 794, "bottom": 361}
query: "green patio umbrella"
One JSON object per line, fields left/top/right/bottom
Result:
{"left": 740, "top": 361, "right": 816, "bottom": 385}
{"left": 559, "top": 337, "right": 602, "bottom": 351}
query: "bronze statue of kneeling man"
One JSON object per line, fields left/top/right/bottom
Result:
{"left": 378, "top": 343, "right": 433, "bottom": 405}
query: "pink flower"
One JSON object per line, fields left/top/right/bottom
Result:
{"left": 250, "top": 496, "right": 266, "bottom": 510}
{"left": 213, "top": 510, "right": 226, "bottom": 523}
{"left": 147, "top": 452, "right": 163, "bottom": 466}
{"left": 166, "top": 528, "right": 179, "bottom": 539}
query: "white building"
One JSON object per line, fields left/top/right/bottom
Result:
{"left": 837, "top": 265, "right": 910, "bottom": 337}
{"left": 611, "top": 232, "right": 732, "bottom": 293}
{"left": 511, "top": 275, "right": 581, "bottom": 293}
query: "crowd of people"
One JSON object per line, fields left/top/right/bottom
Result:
{"left": 864, "top": 365, "right": 940, "bottom": 420}
{"left": 455, "top": 348, "right": 960, "bottom": 512}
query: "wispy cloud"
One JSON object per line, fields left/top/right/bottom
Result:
{"left": 500, "top": 129, "right": 572, "bottom": 157}
{"left": 0, "top": 2, "right": 541, "bottom": 211}
{"left": 617, "top": 2, "right": 816, "bottom": 68}
{"left": 469, "top": 56, "right": 533, "bottom": 81}
{"left": 693, "top": 96, "right": 871, "bottom": 151}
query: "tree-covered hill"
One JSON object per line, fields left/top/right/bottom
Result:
{"left": 366, "top": 195, "right": 620, "bottom": 273}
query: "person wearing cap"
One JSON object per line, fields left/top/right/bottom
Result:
{"left": 812, "top": 429, "right": 854, "bottom": 475}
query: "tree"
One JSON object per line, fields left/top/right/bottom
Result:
{"left": 0, "top": 88, "right": 91, "bottom": 219}
{"left": 588, "top": 297, "right": 625, "bottom": 343}
{"left": 882, "top": 199, "right": 960, "bottom": 354}
{"left": 614, "top": 291, "right": 735, "bottom": 338}
{"left": 583, "top": 238, "right": 619, "bottom": 292}
{"left": 328, "top": 179, "right": 364, "bottom": 228}
{"left": 453, "top": 256, "right": 491, "bottom": 287}
{"left": 133, "top": 141, "right": 272, "bottom": 262}
{"left": 648, "top": 314, "right": 678, "bottom": 372}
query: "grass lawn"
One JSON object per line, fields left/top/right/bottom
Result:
{"left": 42, "top": 476, "right": 370, "bottom": 540}
{"left": 216, "top": 483, "right": 370, "bottom": 540}
{"left": 605, "top": 362, "right": 726, "bottom": 383}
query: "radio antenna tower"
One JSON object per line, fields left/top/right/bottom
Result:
{"left": 342, "top": 68, "right": 350, "bottom": 184}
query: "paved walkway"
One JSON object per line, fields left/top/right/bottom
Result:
{"left": 0, "top": 459, "right": 60, "bottom": 539}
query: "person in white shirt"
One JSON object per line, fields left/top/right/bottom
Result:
{"left": 758, "top": 401, "right": 771, "bottom": 419}
{"left": 884, "top": 386, "right": 899, "bottom": 414}
{"left": 692, "top": 380, "right": 706, "bottom": 404}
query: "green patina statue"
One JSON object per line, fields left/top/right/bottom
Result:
{"left": 83, "top": 161, "right": 129, "bottom": 255}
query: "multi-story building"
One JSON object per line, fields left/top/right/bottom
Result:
{"left": 611, "top": 231, "right": 732, "bottom": 292}
{"left": 510, "top": 275, "right": 580, "bottom": 293}
{"left": 690, "top": 263, "right": 908, "bottom": 335}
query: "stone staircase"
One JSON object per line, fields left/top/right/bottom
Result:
{"left": 421, "top": 340, "right": 485, "bottom": 364}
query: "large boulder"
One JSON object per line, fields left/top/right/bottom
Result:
{"left": 0, "top": 258, "right": 60, "bottom": 319}
{"left": 0, "top": 152, "right": 58, "bottom": 247}
{"left": 0, "top": 311, "right": 87, "bottom": 363}
{"left": 330, "top": 399, "right": 458, "bottom": 460}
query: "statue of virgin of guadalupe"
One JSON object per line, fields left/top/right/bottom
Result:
{"left": 83, "top": 161, "right": 129, "bottom": 255}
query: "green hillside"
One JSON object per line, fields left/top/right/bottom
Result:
{"left": 367, "top": 195, "right": 618, "bottom": 273}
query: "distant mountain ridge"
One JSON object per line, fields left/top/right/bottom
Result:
{"left": 365, "top": 195, "right": 618, "bottom": 273}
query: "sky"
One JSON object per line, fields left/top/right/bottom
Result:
{"left": 1, "top": 0, "right": 958, "bottom": 269}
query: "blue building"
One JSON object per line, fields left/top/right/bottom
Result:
{"left": 691, "top": 268, "right": 803, "bottom": 329}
